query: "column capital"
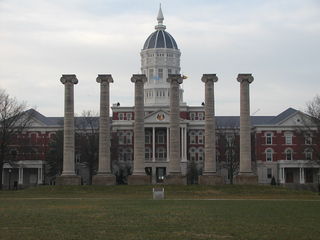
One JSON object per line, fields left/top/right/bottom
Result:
{"left": 201, "top": 74, "right": 218, "bottom": 83}
{"left": 60, "top": 74, "right": 78, "bottom": 84}
{"left": 96, "top": 74, "right": 113, "bottom": 83}
{"left": 131, "top": 74, "right": 147, "bottom": 83}
{"left": 167, "top": 74, "right": 186, "bottom": 84}
{"left": 237, "top": 73, "right": 254, "bottom": 83}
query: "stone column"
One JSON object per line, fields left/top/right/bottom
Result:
{"left": 199, "top": 74, "right": 223, "bottom": 185}
{"left": 234, "top": 74, "right": 258, "bottom": 184}
{"left": 128, "top": 74, "right": 150, "bottom": 185}
{"left": 164, "top": 74, "right": 186, "bottom": 185}
{"left": 56, "top": 74, "right": 81, "bottom": 185}
{"left": 92, "top": 74, "right": 116, "bottom": 185}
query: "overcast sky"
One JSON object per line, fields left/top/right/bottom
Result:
{"left": 1, "top": 0, "right": 320, "bottom": 117}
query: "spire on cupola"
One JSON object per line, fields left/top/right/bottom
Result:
{"left": 155, "top": 4, "right": 166, "bottom": 30}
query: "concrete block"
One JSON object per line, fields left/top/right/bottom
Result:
{"left": 198, "top": 175, "right": 224, "bottom": 185}
{"left": 56, "top": 175, "right": 82, "bottom": 185}
{"left": 92, "top": 174, "right": 116, "bottom": 185}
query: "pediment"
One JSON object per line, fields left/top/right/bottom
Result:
{"left": 278, "top": 112, "right": 314, "bottom": 126}
{"left": 144, "top": 110, "right": 170, "bottom": 123}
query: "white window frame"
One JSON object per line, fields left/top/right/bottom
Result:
{"left": 305, "top": 134, "right": 312, "bottom": 145}
{"left": 285, "top": 148, "right": 293, "bottom": 160}
{"left": 198, "top": 131, "right": 204, "bottom": 144}
{"left": 265, "top": 132, "right": 273, "bottom": 145}
{"left": 189, "top": 131, "right": 196, "bottom": 144}
{"left": 284, "top": 132, "right": 293, "bottom": 145}
{"left": 265, "top": 148, "right": 273, "bottom": 162}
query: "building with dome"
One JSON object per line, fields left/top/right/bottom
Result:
{"left": 1, "top": 7, "right": 320, "bottom": 188}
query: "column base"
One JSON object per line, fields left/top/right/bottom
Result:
{"left": 164, "top": 174, "right": 187, "bottom": 185}
{"left": 234, "top": 173, "right": 258, "bottom": 185}
{"left": 128, "top": 175, "right": 151, "bottom": 185}
{"left": 92, "top": 174, "right": 116, "bottom": 185}
{"left": 56, "top": 175, "right": 82, "bottom": 185}
{"left": 198, "top": 174, "right": 224, "bottom": 185}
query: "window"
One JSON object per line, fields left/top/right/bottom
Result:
{"left": 118, "top": 148, "right": 124, "bottom": 160}
{"left": 126, "top": 113, "right": 132, "bottom": 120}
{"left": 118, "top": 113, "right": 124, "bottom": 120}
{"left": 145, "top": 131, "right": 152, "bottom": 144}
{"left": 305, "top": 148, "right": 313, "bottom": 160}
{"left": 266, "top": 133, "right": 273, "bottom": 145}
{"left": 126, "top": 132, "right": 132, "bottom": 144}
{"left": 189, "top": 147, "right": 196, "bottom": 161}
{"left": 156, "top": 147, "right": 166, "bottom": 160}
{"left": 285, "top": 149, "right": 293, "bottom": 160}
{"left": 158, "top": 69, "right": 163, "bottom": 79}
{"left": 226, "top": 135, "right": 234, "bottom": 146}
{"left": 198, "top": 112, "right": 204, "bottom": 120}
{"left": 198, "top": 148, "right": 204, "bottom": 161}
{"left": 190, "top": 112, "right": 196, "bottom": 120}
{"left": 118, "top": 132, "right": 125, "bottom": 144}
{"left": 305, "top": 134, "right": 312, "bottom": 145}
{"left": 189, "top": 131, "right": 196, "bottom": 144}
{"left": 267, "top": 168, "right": 272, "bottom": 179}
{"left": 148, "top": 69, "right": 154, "bottom": 81}
{"left": 145, "top": 147, "right": 152, "bottom": 160}
{"left": 266, "top": 148, "right": 273, "bottom": 162}
{"left": 75, "top": 153, "right": 81, "bottom": 163}
{"left": 168, "top": 69, "right": 172, "bottom": 74}
{"left": 198, "top": 131, "right": 204, "bottom": 144}
{"left": 157, "top": 130, "right": 165, "bottom": 144}
{"left": 285, "top": 133, "right": 292, "bottom": 145}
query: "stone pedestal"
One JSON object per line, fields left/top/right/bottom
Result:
{"left": 56, "top": 175, "right": 82, "bottom": 185}
{"left": 234, "top": 174, "right": 258, "bottom": 185}
{"left": 92, "top": 174, "right": 116, "bottom": 185}
{"left": 164, "top": 174, "right": 187, "bottom": 185}
{"left": 198, "top": 175, "right": 224, "bottom": 185}
{"left": 92, "top": 74, "right": 116, "bottom": 185}
{"left": 128, "top": 175, "right": 151, "bottom": 185}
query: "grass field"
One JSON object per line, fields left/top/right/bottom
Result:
{"left": 0, "top": 185, "right": 320, "bottom": 240}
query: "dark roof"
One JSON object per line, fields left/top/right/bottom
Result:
{"left": 28, "top": 108, "right": 299, "bottom": 128}
{"left": 143, "top": 30, "right": 178, "bottom": 50}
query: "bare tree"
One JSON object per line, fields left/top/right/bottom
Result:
{"left": 75, "top": 110, "right": 99, "bottom": 184}
{"left": 216, "top": 127, "right": 240, "bottom": 184}
{"left": 0, "top": 89, "right": 33, "bottom": 190}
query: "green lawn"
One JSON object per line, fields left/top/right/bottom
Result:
{"left": 0, "top": 185, "right": 319, "bottom": 240}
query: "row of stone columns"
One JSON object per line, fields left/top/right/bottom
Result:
{"left": 56, "top": 73, "right": 257, "bottom": 185}
{"left": 56, "top": 74, "right": 116, "bottom": 185}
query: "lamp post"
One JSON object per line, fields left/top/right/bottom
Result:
{"left": 8, "top": 169, "right": 12, "bottom": 190}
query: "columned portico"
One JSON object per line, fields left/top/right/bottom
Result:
{"left": 165, "top": 74, "right": 186, "bottom": 185}
{"left": 92, "top": 74, "right": 116, "bottom": 185}
{"left": 199, "top": 74, "right": 223, "bottom": 185}
{"left": 128, "top": 74, "right": 151, "bottom": 185}
{"left": 56, "top": 74, "right": 81, "bottom": 185}
{"left": 234, "top": 73, "right": 258, "bottom": 184}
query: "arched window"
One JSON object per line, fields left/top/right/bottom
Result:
{"left": 198, "top": 148, "right": 204, "bottom": 161}
{"left": 189, "top": 147, "right": 196, "bottom": 161}
{"left": 285, "top": 149, "right": 293, "bottom": 160}
{"left": 304, "top": 148, "right": 313, "bottom": 160}
{"left": 198, "top": 131, "right": 204, "bottom": 144}
{"left": 265, "top": 148, "right": 273, "bottom": 162}
{"left": 189, "top": 131, "right": 196, "bottom": 144}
